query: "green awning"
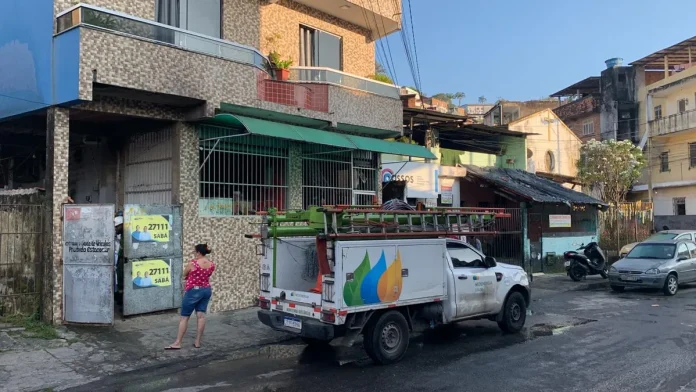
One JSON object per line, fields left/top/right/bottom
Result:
{"left": 203, "top": 113, "right": 436, "bottom": 159}
{"left": 346, "top": 134, "right": 437, "bottom": 159}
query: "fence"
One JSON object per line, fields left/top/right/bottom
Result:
{"left": 0, "top": 201, "right": 45, "bottom": 316}
{"left": 599, "top": 201, "right": 654, "bottom": 261}
{"left": 473, "top": 208, "right": 524, "bottom": 267}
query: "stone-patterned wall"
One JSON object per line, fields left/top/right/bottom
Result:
{"left": 79, "top": 29, "right": 258, "bottom": 116}
{"left": 223, "top": 0, "right": 261, "bottom": 48}
{"left": 260, "top": 0, "right": 375, "bottom": 77}
{"left": 288, "top": 143, "right": 303, "bottom": 210}
{"left": 46, "top": 107, "right": 70, "bottom": 323}
{"left": 176, "top": 122, "right": 261, "bottom": 312}
{"left": 328, "top": 85, "right": 402, "bottom": 133}
{"left": 75, "top": 96, "right": 189, "bottom": 121}
{"left": 54, "top": 0, "right": 155, "bottom": 19}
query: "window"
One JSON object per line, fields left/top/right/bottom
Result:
{"left": 660, "top": 152, "right": 669, "bottom": 172}
{"left": 626, "top": 244, "right": 675, "bottom": 259}
{"left": 545, "top": 150, "right": 555, "bottom": 172}
{"left": 156, "top": 0, "right": 221, "bottom": 38}
{"left": 447, "top": 244, "right": 484, "bottom": 268}
{"left": 582, "top": 121, "right": 594, "bottom": 136}
{"left": 687, "top": 242, "right": 696, "bottom": 258}
{"left": 674, "top": 197, "right": 686, "bottom": 216}
{"left": 678, "top": 243, "right": 690, "bottom": 259}
{"left": 678, "top": 233, "right": 694, "bottom": 241}
{"left": 690, "top": 143, "right": 696, "bottom": 168}
{"left": 679, "top": 98, "right": 689, "bottom": 113}
{"left": 299, "top": 26, "right": 342, "bottom": 70}
{"left": 618, "top": 73, "right": 626, "bottom": 83}
{"left": 198, "top": 127, "right": 288, "bottom": 216}
{"left": 654, "top": 105, "right": 662, "bottom": 120}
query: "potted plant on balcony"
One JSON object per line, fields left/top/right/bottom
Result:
{"left": 266, "top": 33, "right": 293, "bottom": 81}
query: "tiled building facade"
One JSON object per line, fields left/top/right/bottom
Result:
{"left": 1, "top": 0, "right": 423, "bottom": 322}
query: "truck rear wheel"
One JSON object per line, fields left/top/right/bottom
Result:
{"left": 497, "top": 291, "right": 527, "bottom": 333}
{"left": 363, "top": 311, "right": 410, "bottom": 365}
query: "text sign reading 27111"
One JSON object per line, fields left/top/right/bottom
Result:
{"left": 130, "top": 215, "right": 172, "bottom": 243}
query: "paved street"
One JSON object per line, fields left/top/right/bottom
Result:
{"left": 61, "top": 281, "right": 696, "bottom": 392}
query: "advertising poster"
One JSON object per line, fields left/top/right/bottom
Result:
{"left": 381, "top": 162, "right": 440, "bottom": 199}
{"left": 131, "top": 259, "right": 172, "bottom": 289}
{"left": 440, "top": 178, "right": 455, "bottom": 205}
{"left": 129, "top": 214, "right": 172, "bottom": 243}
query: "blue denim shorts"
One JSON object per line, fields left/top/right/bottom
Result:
{"left": 181, "top": 287, "right": 212, "bottom": 316}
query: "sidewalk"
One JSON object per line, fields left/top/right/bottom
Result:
{"left": 531, "top": 273, "right": 609, "bottom": 293}
{"left": 0, "top": 307, "right": 294, "bottom": 392}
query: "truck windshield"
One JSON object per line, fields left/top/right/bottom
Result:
{"left": 626, "top": 244, "right": 675, "bottom": 260}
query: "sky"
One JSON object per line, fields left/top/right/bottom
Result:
{"left": 379, "top": 0, "right": 696, "bottom": 104}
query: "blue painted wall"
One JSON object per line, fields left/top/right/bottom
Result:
{"left": 541, "top": 234, "right": 598, "bottom": 258}
{"left": 0, "top": 0, "right": 54, "bottom": 118}
{"left": 0, "top": 0, "right": 81, "bottom": 120}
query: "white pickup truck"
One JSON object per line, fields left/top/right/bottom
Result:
{"left": 257, "top": 237, "right": 531, "bottom": 364}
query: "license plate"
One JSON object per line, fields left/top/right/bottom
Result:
{"left": 564, "top": 261, "right": 570, "bottom": 267}
{"left": 283, "top": 316, "right": 302, "bottom": 330}
{"left": 622, "top": 275, "right": 639, "bottom": 281}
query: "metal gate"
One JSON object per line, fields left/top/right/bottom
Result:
{"left": 125, "top": 129, "right": 173, "bottom": 205}
{"left": 62, "top": 204, "right": 114, "bottom": 324}
{"left": 528, "top": 213, "right": 544, "bottom": 273}
{"left": 476, "top": 208, "right": 524, "bottom": 267}
{"left": 0, "top": 203, "right": 44, "bottom": 316}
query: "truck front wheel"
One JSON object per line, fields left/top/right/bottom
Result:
{"left": 497, "top": 291, "right": 527, "bottom": 333}
{"left": 364, "top": 311, "right": 410, "bottom": 365}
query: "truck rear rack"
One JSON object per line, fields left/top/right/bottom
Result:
{"left": 246, "top": 205, "right": 511, "bottom": 240}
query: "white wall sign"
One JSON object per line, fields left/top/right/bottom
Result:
{"left": 440, "top": 178, "right": 455, "bottom": 205}
{"left": 381, "top": 162, "right": 440, "bottom": 199}
{"left": 549, "top": 214, "right": 571, "bottom": 228}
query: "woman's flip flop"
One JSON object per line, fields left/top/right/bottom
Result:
{"left": 164, "top": 345, "right": 181, "bottom": 350}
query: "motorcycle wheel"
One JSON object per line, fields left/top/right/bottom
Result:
{"left": 569, "top": 263, "right": 585, "bottom": 282}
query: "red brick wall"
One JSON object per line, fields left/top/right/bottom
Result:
{"left": 563, "top": 113, "right": 601, "bottom": 142}
{"left": 645, "top": 70, "right": 666, "bottom": 86}
{"left": 257, "top": 73, "right": 329, "bottom": 112}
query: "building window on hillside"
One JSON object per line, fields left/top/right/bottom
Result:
{"left": 299, "top": 26, "right": 342, "bottom": 70}
{"left": 198, "top": 126, "right": 288, "bottom": 216}
{"left": 690, "top": 143, "right": 696, "bottom": 168}
{"left": 156, "top": 0, "right": 221, "bottom": 38}
{"left": 582, "top": 121, "right": 594, "bottom": 136}
{"left": 654, "top": 105, "right": 662, "bottom": 120}
{"left": 674, "top": 197, "right": 686, "bottom": 216}
{"left": 660, "top": 152, "right": 670, "bottom": 172}
{"left": 679, "top": 99, "right": 689, "bottom": 113}
{"left": 545, "top": 150, "right": 555, "bottom": 172}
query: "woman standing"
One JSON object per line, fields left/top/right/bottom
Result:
{"left": 165, "top": 244, "right": 215, "bottom": 350}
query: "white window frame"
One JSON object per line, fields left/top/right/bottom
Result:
{"left": 582, "top": 121, "right": 594, "bottom": 136}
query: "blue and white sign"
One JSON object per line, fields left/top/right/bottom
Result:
{"left": 381, "top": 162, "right": 440, "bottom": 199}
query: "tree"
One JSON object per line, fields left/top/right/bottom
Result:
{"left": 478, "top": 96, "right": 487, "bottom": 104}
{"left": 576, "top": 139, "right": 646, "bottom": 206}
{"left": 375, "top": 61, "right": 387, "bottom": 75}
{"left": 453, "top": 92, "right": 465, "bottom": 106}
{"left": 432, "top": 93, "right": 454, "bottom": 103}
{"left": 370, "top": 62, "right": 393, "bottom": 84}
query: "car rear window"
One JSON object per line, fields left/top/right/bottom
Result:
{"left": 626, "top": 243, "right": 675, "bottom": 259}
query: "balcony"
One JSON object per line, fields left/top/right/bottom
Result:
{"left": 650, "top": 109, "right": 696, "bottom": 136}
{"left": 290, "top": 67, "right": 400, "bottom": 99}
{"left": 291, "top": 0, "right": 400, "bottom": 40}
{"left": 553, "top": 95, "right": 600, "bottom": 120}
{"left": 56, "top": 4, "right": 269, "bottom": 71}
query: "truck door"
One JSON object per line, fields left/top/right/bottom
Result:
{"left": 447, "top": 242, "right": 498, "bottom": 318}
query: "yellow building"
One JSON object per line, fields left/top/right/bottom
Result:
{"left": 631, "top": 36, "right": 696, "bottom": 217}
{"left": 508, "top": 109, "right": 583, "bottom": 188}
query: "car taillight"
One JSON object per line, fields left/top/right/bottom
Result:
{"left": 259, "top": 297, "right": 270, "bottom": 310}
{"left": 322, "top": 278, "right": 335, "bottom": 303}
{"left": 260, "top": 273, "right": 270, "bottom": 292}
{"left": 321, "top": 310, "right": 336, "bottom": 323}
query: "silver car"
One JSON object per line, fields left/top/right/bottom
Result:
{"left": 608, "top": 239, "right": 696, "bottom": 296}
{"left": 619, "top": 230, "right": 696, "bottom": 258}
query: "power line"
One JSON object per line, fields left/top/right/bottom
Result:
{"left": 406, "top": 0, "right": 422, "bottom": 91}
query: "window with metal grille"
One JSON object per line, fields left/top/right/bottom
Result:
{"left": 674, "top": 197, "right": 686, "bottom": 216}
{"left": 690, "top": 143, "right": 696, "bottom": 168}
{"left": 198, "top": 126, "right": 288, "bottom": 216}
{"left": 301, "top": 147, "right": 377, "bottom": 208}
{"left": 660, "top": 151, "right": 669, "bottom": 172}
{"left": 582, "top": 121, "right": 594, "bottom": 136}
{"left": 654, "top": 105, "right": 662, "bottom": 120}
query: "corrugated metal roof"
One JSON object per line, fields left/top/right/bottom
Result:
{"left": 463, "top": 165, "right": 608, "bottom": 208}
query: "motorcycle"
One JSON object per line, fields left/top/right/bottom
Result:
{"left": 564, "top": 242, "right": 608, "bottom": 282}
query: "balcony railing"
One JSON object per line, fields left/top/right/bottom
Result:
{"left": 650, "top": 109, "right": 696, "bottom": 136}
{"left": 289, "top": 67, "right": 400, "bottom": 99}
{"left": 56, "top": 4, "right": 269, "bottom": 71}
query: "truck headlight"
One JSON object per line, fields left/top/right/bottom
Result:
{"left": 645, "top": 268, "right": 659, "bottom": 274}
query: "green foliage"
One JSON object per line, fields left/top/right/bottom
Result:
{"left": 369, "top": 73, "right": 393, "bottom": 84}
{"left": 478, "top": 96, "right": 487, "bottom": 103}
{"left": 266, "top": 33, "right": 293, "bottom": 70}
{"left": 0, "top": 312, "right": 58, "bottom": 340}
{"left": 577, "top": 139, "right": 646, "bottom": 205}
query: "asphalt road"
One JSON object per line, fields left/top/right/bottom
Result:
{"left": 66, "top": 285, "right": 696, "bottom": 392}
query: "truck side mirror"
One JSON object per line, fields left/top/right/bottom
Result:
{"left": 484, "top": 256, "right": 497, "bottom": 268}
